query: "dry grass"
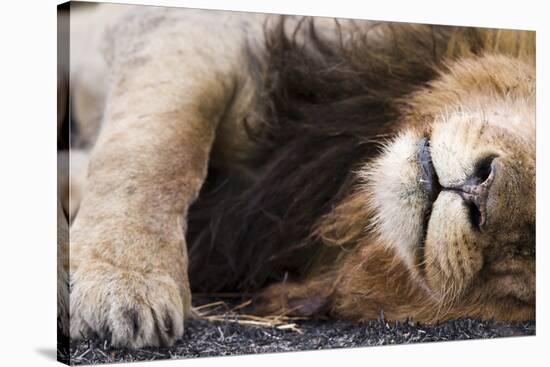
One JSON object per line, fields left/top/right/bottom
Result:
{"left": 196, "top": 299, "right": 307, "bottom": 334}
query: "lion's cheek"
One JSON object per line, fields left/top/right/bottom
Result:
{"left": 423, "top": 192, "right": 483, "bottom": 302}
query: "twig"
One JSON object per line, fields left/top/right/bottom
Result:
{"left": 194, "top": 300, "right": 227, "bottom": 311}
{"left": 231, "top": 299, "right": 252, "bottom": 312}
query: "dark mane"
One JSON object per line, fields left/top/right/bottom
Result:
{"left": 186, "top": 18, "right": 474, "bottom": 292}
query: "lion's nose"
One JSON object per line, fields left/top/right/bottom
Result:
{"left": 456, "top": 156, "right": 497, "bottom": 229}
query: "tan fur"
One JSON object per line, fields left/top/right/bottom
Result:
{"left": 259, "top": 36, "right": 535, "bottom": 322}
{"left": 57, "top": 199, "right": 70, "bottom": 336}
{"left": 60, "top": 4, "right": 535, "bottom": 348}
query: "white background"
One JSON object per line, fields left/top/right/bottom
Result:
{"left": 0, "top": 0, "right": 547, "bottom": 366}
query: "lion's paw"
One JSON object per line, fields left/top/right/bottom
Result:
{"left": 70, "top": 264, "right": 187, "bottom": 348}
{"left": 57, "top": 269, "right": 70, "bottom": 336}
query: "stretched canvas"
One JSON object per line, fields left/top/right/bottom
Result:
{"left": 57, "top": 1, "right": 536, "bottom": 365}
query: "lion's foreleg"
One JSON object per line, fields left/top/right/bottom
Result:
{"left": 68, "top": 39, "right": 234, "bottom": 347}
{"left": 57, "top": 199, "right": 70, "bottom": 337}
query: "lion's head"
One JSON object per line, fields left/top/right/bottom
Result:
{"left": 187, "top": 21, "right": 535, "bottom": 322}
{"left": 364, "top": 51, "right": 535, "bottom": 312}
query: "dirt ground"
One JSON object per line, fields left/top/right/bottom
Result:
{"left": 59, "top": 296, "right": 535, "bottom": 365}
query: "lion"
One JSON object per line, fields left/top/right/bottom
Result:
{"left": 57, "top": 3, "right": 535, "bottom": 349}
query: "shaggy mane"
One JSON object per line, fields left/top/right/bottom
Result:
{"left": 185, "top": 18, "right": 531, "bottom": 292}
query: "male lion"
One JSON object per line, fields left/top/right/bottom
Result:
{"left": 58, "top": 4, "right": 535, "bottom": 348}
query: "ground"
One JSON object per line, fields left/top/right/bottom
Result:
{"left": 58, "top": 296, "right": 535, "bottom": 365}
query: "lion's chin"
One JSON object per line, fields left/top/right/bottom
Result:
{"left": 360, "top": 130, "right": 433, "bottom": 276}
{"left": 360, "top": 128, "right": 483, "bottom": 294}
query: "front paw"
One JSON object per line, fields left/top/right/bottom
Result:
{"left": 70, "top": 263, "right": 187, "bottom": 348}
{"left": 57, "top": 270, "right": 70, "bottom": 337}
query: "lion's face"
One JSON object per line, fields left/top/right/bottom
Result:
{"left": 363, "top": 54, "right": 535, "bottom": 309}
